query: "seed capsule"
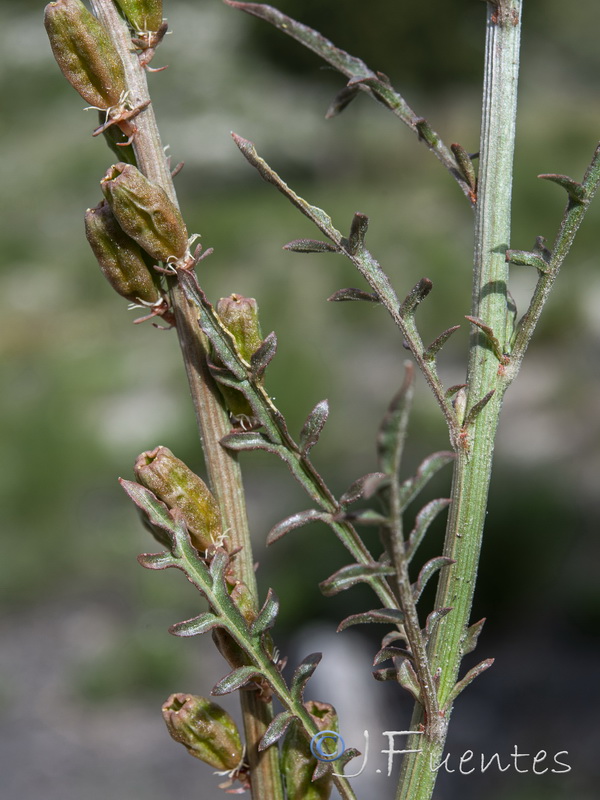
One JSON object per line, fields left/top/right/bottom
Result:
{"left": 162, "top": 694, "right": 243, "bottom": 771}
{"left": 215, "top": 295, "right": 264, "bottom": 422}
{"left": 44, "top": 0, "right": 126, "bottom": 109}
{"left": 134, "top": 446, "right": 221, "bottom": 552}
{"left": 115, "top": 0, "right": 163, "bottom": 32}
{"left": 282, "top": 701, "right": 337, "bottom": 800}
{"left": 84, "top": 200, "right": 160, "bottom": 304}
{"left": 101, "top": 163, "right": 188, "bottom": 262}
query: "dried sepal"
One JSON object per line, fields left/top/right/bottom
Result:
{"left": 44, "top": 0, "right": 126, "bottom": 109}
{"left": 101, "top": 162, "right": 188, "bottom": 261}
{"left": 84, "top": 200, "right": 161, "bottom": 305}
{"left": 161, "top": 693, "right": 244, "bottom": 771}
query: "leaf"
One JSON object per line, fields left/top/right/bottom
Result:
{"left": 377, "top": 362, "right": 415, "bottom": 476}
{"left": 405, "top": 498, "right": 452, "bottom": 562}
{"left": 267, "top": 509, "right": 331, "bottom": 546}
{"left": 423, "top": 325, "right": 461, "bottom": 362}
{"left": 463, "top": 617, "right": 486, "bottom": 656}
{"left": 397, "top": 660, "right": 422, "bottom": 703}
{"left": 347, "top": 212, "right": 369, "bottom": 255}
{"left": 319, "top": 562, "right": 396, "bottom": 597}
{"left": 220, "top": 431, "right": 289, "bottom": 461}
{"left": 137, "top": 551, "right": 174, "bottom": 570}
{"left": 120, "top": 479, "right": 178, "bottom": 543}
{"left": 259, "top": 711, "right": 298, "bottom": 750}
{"left": 444, "top": 658, "right": 495, "bottom": 710}
{"left": 212, "top": 666, "right": 265, "bottom": 696}
{"left": 450, "top": 142, "right": 477, "bottom": 193}
{"left": 337, "top": 608, "right": 405, "bottom": 632}
{"left": 340, "top": 508, "right": 389, "bottom": 527}
{"left": 399, "top": 278, "right": 433, "bottom": 317}
{"left": 250, "top": 331, "right": 277, "bottom": 380}
{"left": 464, "top": 389, "right": 495, "bottom": 427}
{"left": 299, "top": 399, "right": 329, "bottom": 456}
{"left": 373, "top": 646, "right": 413, "bottom": 666}
{"left": 373, "top": 667, "right": 399, "bottom": 682}
{"left": 249, "top": 588, "right": 279, "bottom": 636}
{"left": 290, "top": 652, "right": 322, "bottom": 701}
{"left": 284, "top": 238, "right": 339, "bottom": 253}
{"left": 169, "top": 613, "right": 222, "bottom": 637}
{"left": 538, "top": 173, "right": 587, "bottom": 204}
{"left": 505, "top": 249, "right": 550, "bottom": 273}
{"left": 209, "top": 548, "right": 230, "bottom": 583}
{"left": 398, "top": 451, "right": 455, "bottom": 512}
{"left": 445, "top": 383, "right": 467, "bottom": 399}
{"left": 413, "top": 556, "right": 455, "bottom": 602}
{"left": 325, "top": 84, "right": 361, "bottom": 118}
{"left": 464, "top": 316, "right": 505, "bottom": 363}
{"left": 327, "top": 287, "right": 380, "bottom": 303}
{"left": 425, "top": 606, "right": 453, "bottom": 638}
{"left": 339, "top": 472, "right": 387, "bottom": 506}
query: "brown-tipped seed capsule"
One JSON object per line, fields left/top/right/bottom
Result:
{"left": 215, "top": 295, "right": 263, "bottom": 422}
{"left": 44, "top": 0, "right": 126, "bottom": 109}
{"left": 101, "top": 163, "right": 188, "bottom": 262}
{"left": 162, "top": 694, "right": 243, "bottom": 771}
{"left": 134, "top": 446, "right": 221, "bottom": 552}
{"left": 84, "top": 200, "right": 160, "bottom": 305}
{"left": 115, "top": 0, "right": 163, "bottom": 33}
{"left": 282, "top": 701, "right": 337, "bottom": 800}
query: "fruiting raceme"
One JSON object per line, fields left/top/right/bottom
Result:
{"left": 84, "top": 200, "right": 160, "bottom": 305}
{"left": 115, "top": 0, "right": 163, "bottom": 33}
{"left": 44, "top": 0, "right": 126, "bottom": 109}
{"left": 162, "top": 693, "right": 243, "bottom": 771}
{"left": 134, "top": 446, "right": 222, "bottom": 552}
{"left": 101, "top": 163, "right": 188, "bottom": 262}
{"left": 282, "top": 701, "right": 337, "bottom": 800}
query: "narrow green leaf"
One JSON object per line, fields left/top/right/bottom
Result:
{"left": 538, "top": 173, "right": 587, "bottom": 203}
{"left": 444, "top": 658, "right": 495, "bottom": 710}
{"left": 377, "top": 362, "right": 415, "bottom": 476}
{"left": 284, "top": 238, "right": 339, "bottom": 253}
{"left": 423, "top": 325, "right": 461, "bottom": 362}
{"left": 267, "top": 509, "right": 331, "bottom": 546}
{"left": 399, "top": 278, "right": 433, "bottom": 317}
{"left": 169, "top": 613, "right": 222, "bottom": 637}
{"left": 505, "top": 249, "right": 550, "bottom": 273}
{"left": 319, "top": 563, "right": 396, "bottom": 597}
{"left": 212, "top": 666, "right": 265, "bottom": 696}
{"left": 337, "top": 608, "right": 405, "bottom": 632}
{"left": 249, "top": 588, "right": 279, "bottom": 636}
{"left": 397, "top": 660, "right": 422, "bottom": 703}
{"left": 413, "top": 556, "right": 455, "bottom": 602}
{"left": 327, "top": 287, "right": 380, "bottom": 303}
{"left": 405, "top": 498, "right": 452, "bottom": 562}
{"left": 259, "top": 711, "right": 298, "bottom": 750}
{"left": 290, "top": 652, "right": 322, "bottom": 701}
{"left": 137, "top": 551, "right": 174, "bottom": 570}
{"left": 462, "top": 617, "right": 486, "bottom": 656}
{"left": 398, "top": 451, "right": 455, "bottom": 512}
{"left": 299, "top": 399, "right": 329, "bottom": 456}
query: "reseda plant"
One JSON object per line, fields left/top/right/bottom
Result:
{"left": 44, "top": 1, "right": 599, "bottom": 799}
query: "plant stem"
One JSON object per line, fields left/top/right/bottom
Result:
{"left": 89, "top": 3, "right": 284, "bottom": 797}
{"left": 396, "top": 3, "right": 523, "bottom": 798}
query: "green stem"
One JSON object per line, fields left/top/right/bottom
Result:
{"left": 90, "top": 3, "right": 284, "bottom": 798}
{"left": 396, "top": 3, "right": 523, "bottom": 798}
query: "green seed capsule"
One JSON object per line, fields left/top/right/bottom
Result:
{"left": 162, "top": 694, "right": 243, "bottom": 771}
{"left": 134, "top": 446, "right": 221, "bottom": 552}
{"left": 101, "top": 163, "right": 188, "bottom": 262}
{"left": 282, "top": 701, "right": 337, "bottom": 800}
{"left": 215, "top": 295, "right": 264, "bottom": 422}
{"left": 84, "top": 200, "right": 160, "bottom": 304}
{"left": 115, "top": 0, "right": 163, "bottom": 32}
{"left": 44, "top": 0, "right": 126, "bottom": 109}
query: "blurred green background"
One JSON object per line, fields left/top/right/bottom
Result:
{"left": 1, "top": 1, "right": 599, "bottom": 798}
